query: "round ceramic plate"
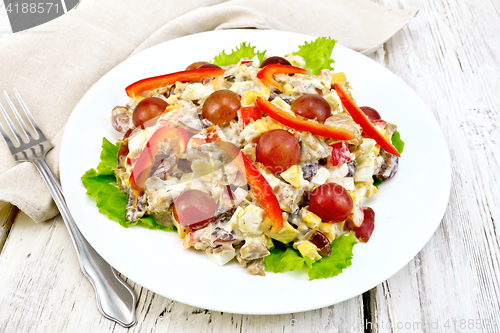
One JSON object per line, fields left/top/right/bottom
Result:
{"left": 60, "top": 29, "right": 451, "bottom": 315}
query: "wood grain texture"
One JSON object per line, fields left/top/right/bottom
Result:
{"left": 0, "top": 204, "right": 17, "bottom": 252}
{"left": 2, "top": 0, "right": 500, "bottom": 331}
{"left": 0, "top": 213, "right": 365, "bottom": 333}
{"left": 366, "top": 0, "right": 500, "bottom": 332}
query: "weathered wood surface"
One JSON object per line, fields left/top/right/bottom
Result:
{"left": 366, "top": 0, "right": 500, "bottom": 332}
{"left": 1, "top": 0, "right": 499, "bottom": 332}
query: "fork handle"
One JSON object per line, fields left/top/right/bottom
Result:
{"left": 33, "top": 157, "right": 137, "bottom": 328}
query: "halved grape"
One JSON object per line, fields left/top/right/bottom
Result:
{"left": 256, "top": 129, "right": 300, "bottom": 174}
{"left": 291, "top": 94, "right": 331, "bottom": 122}
{"left": 260, "top": 56, "right": 291, "bottom": 68}
{"left": 359, "top": 106, "right": 381, "bottom": 122}
{"left": 202, "top": 90, "right": 240, "bottom": 126}
{"left": 308, "top": 183, "right": 353, "bottom": 223}
{"left": 309, "top": 230, "right": 331, "bottom": 256}
{"left": 132, "top": 97, "right": 168, "bottom": 128}
{"left": 173, "top": 189, "right": 217, "bottom": 230}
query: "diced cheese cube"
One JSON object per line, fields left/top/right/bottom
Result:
{"left": 181, "top": 83, "right": 214, "bottom": 100}
{"left": 319, "top": 222, "right": 337, "bottom": 242}
{"left": 297, "top": 241, "right": 322, "bottom": 261}
{"left": 242, "top": 89, "right": 270, "bottom": 106}
{"left": 263, "top": 219, "right": 299, "bottom": 244}
{"left": 323, "top": 91, "right": 343, "bottom": 113}
{"left": 331, "top": 72, "right": 347, "bottom": 85}
{"left": 304, "top": 211, "right": 322, "bottom": 229}
{"left": 280, "top": 165, "right": 304, "bottom": 188}
{"left": 165, "top": 94, "right": 177, "bottom": 105}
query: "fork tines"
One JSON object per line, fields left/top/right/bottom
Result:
{"left": 0, "top": 88, "right": 50, "bottom": 158}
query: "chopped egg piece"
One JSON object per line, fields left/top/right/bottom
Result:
{"left": 238, "top": 205, "right": 265, "bottom": 235}
{"left": 311, "top": 167, "right": 330, "bottom": 185}
{"left": 206, "top": 250, "right": 236, "bottom": 266}
{"left": 240, "top": 119, "right": 267, "bottom": 143}
{"left": 181, "top": 83, "right": 214, "bottom": 100}
{"left": 127, "top": 126, "right": 157, "bottom": 159}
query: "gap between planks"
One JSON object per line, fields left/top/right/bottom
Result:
{"left": 0, "top": 203, "right": 18, "bottom": 253}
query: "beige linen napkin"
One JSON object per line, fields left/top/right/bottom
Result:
{"left": 0, "top": 0, "right": 416, "bottom": 222}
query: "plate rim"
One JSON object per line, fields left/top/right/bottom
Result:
{"left": 60, "top": 29, "right": 452, "bottom": 315}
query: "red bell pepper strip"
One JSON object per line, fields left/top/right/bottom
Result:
{"left": 255, "top": 96, "right": 354, "bottom": 140}
{"left": 333, "top": 83, "right": 401, "bottom": 157}
{"left": 130, "top": 126, "right": 189, "bottom": 194}
{"left": 256, "top": 64, "right": 307, "bottom": 90}
{"left": 215, "top": 141, "right": 283, "bottom": 233}
{"left": 126, "top": 67, "right": 225, "bottom": 97}
{"left": 238, "top": 106, "right": 262, "bottom": 130}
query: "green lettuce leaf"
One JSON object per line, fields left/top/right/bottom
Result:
{"left": 373, "top": 130, "right": 404, "bottom": 188}
{"left": 81, "top": 138, "right": 175, "bottom": 231}
{"left": 391, "top": 130, "right": 405, "bottom": 154}
{"left": 264, "top": 232, "right": 357, "bottom": 280}
{"left": 264, "top": 247, "right": 305, "bottom": 273}
{"left": 293, "top": 37, "right": 337, "bottom": 75}
{"left": 212, "top": 42, "right": 266, "bottom": 66}
{"left": 373, "top": 176, "right": 386, "bottom": 188}
{"left": 308, "top": 232, "right": 357, "bottom": 280}
{"left": 96, "top": 139, "right": 120, "bottom": 175}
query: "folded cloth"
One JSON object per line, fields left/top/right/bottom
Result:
{"left": 0, "top": 0, "right": 416, "bottom": 222}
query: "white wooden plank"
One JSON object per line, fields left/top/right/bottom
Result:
{"left": 0, "top": 212, "right": 365, "bottom": 332}
{"left": 366, "top": 0, "right": 500, "bottom": 331}
{"left": 0, "top": 204, "right": 17, "bottom": 252}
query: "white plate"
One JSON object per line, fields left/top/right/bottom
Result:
{"left": 60, "top": 30, "right": 451, "bottom": 315}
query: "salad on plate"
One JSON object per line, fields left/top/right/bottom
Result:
{"left": 82, "top": 37, "right": 404, "bottom": 280}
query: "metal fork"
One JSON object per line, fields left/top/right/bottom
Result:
{"left": 0, "top": 88, "right": 137, "bottom": 327}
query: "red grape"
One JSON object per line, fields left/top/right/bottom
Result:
{"left": 308, "top": 183, "right": 353, "bottom": 222}
{"left": 117, "top": 128, "right": 133, "bottom": 162}
{"left": 260, "top": 56, "right": 291, "bottom": 68}
{"left": 309, "top": 230, "right": 331, "bottom": 256}
{"left": 291, "top": 94, "right": 331, "bottom": 122}
{"left": 359, "top": 106, "right": 381, "bottom": 122}
{"left": 256, "top": 129, "right": 300, "bottom": 174}
{"left": 202, "top": 90, "right": 241, "bottom": 126}
{"left": 198, "top": 63, "right": 221, "bottom": 69}
{"left": 132, "top": 97, "right": 168, "bottom": 128}
{"left": 173, "top": 189, "right": 217, "bottom": 230}
{"left": 185, "top": 61, "right": 209, "bottom": 70}
{"left": 348, "top": 207, "right": 375, "bottom": 242}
